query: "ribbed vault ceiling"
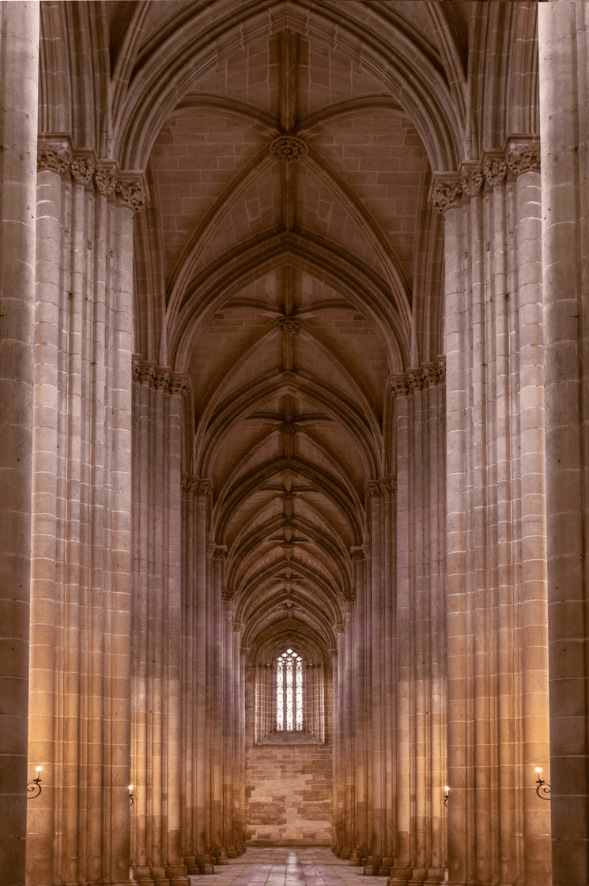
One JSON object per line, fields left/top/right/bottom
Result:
{"left": 127, "top": 0, "right": 450, "bottom": 648}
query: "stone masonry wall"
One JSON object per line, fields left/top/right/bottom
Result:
{"left": 245, "top": 742, "right": 332, "bottom": 846}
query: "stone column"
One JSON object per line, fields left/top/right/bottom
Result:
{"left": 207, "top": 544, "right": 228, "bottom": 863}
{"left": 0, "top": 4, "right": 39, "bottom": 885}
{"left": 389, "top": 380, "right": 412, "bottom": 886}
{"left": 28, "top": 148, "right": 145, "bottom": 886}
{"left": 181, "top": 478, "right": 213, "bottom": 875}
{"left": 538, "top": 5, "right": 589, "bottom": 884}
{"left": 434, "top": 143, "right": 550, "bottom": 886}
{"left": 365, "top": 484, "right": 383, "bottom": 876}
{"left": 387, "top": 365, "right": 446, "bottom": 886}
{"left": 351, "top": 548, "right": 368, "bottom": 865}
{"left": 130, "top": 361, "right": 189, "bottom": 886}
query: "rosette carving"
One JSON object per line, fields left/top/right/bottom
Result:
{"left": 276, "top": 317, "right": 301, "bottom": 333}
{"left": 278, "top": 422, "right": 299, "bottom": 436}
{"left": 270, "top": 135, "right": 308, "bottom": 161}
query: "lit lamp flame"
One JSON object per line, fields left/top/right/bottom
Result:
{"left": 27, "top": 766, "right": 43, "bottom": 798}
{"left": 535, "top": 767, "right": 551, "bottom": 800}
{"left": 129, "top": 784, "right": 134, "bottom": 805}
{"left": 444, "top": 785, "right": 449, "bottom": 807}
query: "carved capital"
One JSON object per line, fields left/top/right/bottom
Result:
{"left": 70, "top": 155, "right": 95, "bottom": 186}
{"left": 135, "top": 361, "right": 156, "bottom": 386}
{"left": 436, "top": 356, "right": 446, "bottom": 384}
{"left": 270, "top": 135, "right": 308, "bottom": 161}
{"left": 132, "top": 354, "right": 143, "bottom": 383}
{"left": 222, "top": 586, "right": 235, "bottom": 601}
{"left": 334, "top": 622, "right": 345, "bottom": 634}
{"left": 388, "top": 375, "right": 410, "bottom": 398}
{"left": 350, "top": 546, "right": 365, "bottom": 562}
{"left": 431, "top": 177, "right": 462, "bottom": 213}
{"left": 37, "top": 142, "right": 71, "bottom": 176}
{"left": 207, "top": 543, "right": 227, "bottom": 560}
{"left": 407, "top": 370, "right": 426, "bottom": 393}
{"left": 151, "top": 367, "right": 170, "bottom": 390}
{"left": 365, "top": 480, "right": 382, "bottom": 498}
{"left": 378, "top": 476, "right": 397, "bottom": 495}
{"left": 94, "top": 166, "right": 117, "bottom": 196}
{"left": 483, "top": 156, "right": 508, "bottom": 187}
{"left": 182, "top": 475, "right": 212, "bottom": 496}
{"left": 116, "top": 177, "right": 147, "bottom": 211}
{"left": 169, "top": 372, "right": 191, "bottom": 397}
{"left": 506, "top": 141, "right": 541, "bottom": 177}
{"left": 460, "top": 166, "right": 484, "bottom": 198}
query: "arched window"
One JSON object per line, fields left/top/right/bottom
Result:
{"left": 252, "top": 636, "right": 327, "bottom": 744}
{"left": 276, "top": 648, "right": 304, "bottom": 732}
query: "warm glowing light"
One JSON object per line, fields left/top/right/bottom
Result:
{"left": 128, "top": 785, "right": 133, "bottom": 792}
{"left": 35, "top": 766, "right": 43, "bottom": 774}
{"left": 444, "top": 786, "right": 449, "bottom": 793}
{"left": 535, "top": 768, "right": 542, "bottom": 776}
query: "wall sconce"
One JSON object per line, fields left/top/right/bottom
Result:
{"left": 535, "top": 768, "right": 551, "bottom": 800}
{"left": 444, "top": 786, "right": 449, "bottom": 807}
{"left": 129, "top": 784, "right": 134, "bottom": 805}
{"left": 27, "top": 766, "right": 43, "bottom": 799}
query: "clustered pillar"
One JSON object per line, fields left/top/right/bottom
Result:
{"left": 27, "top": 141, "right": 145, "bottom": 885}
{"left": 130, "top": 359, "right": 190, "bottom": 885}
{"left": 0, "top": 4, "right": 39, "bottom": 885}
{"left": 332, "top": 363, "right": 446, "bottom": 885}
{"left": 179, "top": 488, "right": 246, "bottom": 873}
{"left": 434, "top": 139, "right": 551, "bottom": 886}
{"left": 539, "top": 4, "right": 589, "bottom": 884}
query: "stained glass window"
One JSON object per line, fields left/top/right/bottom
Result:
{"left": 276, "top": 648, "right": 303, "bottom": 731}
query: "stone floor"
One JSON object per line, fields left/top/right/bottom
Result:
{"left": 189, "top": 848, "right": 388, "bottom": 886}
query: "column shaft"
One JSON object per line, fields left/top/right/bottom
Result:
{"left": 0, "top": 5, "right": 39, "bottom": 884}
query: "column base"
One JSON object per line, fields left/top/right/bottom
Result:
{"left": 387, "top": 865, "right": 413, "bottom": 886}
{"left": 379, "top": 857, "right": 395, "bottom": 876}
{"left": 165, "top": 863, "right": 188, "bottom": 886}
{"left": 349, "top": 848, "right": 363, "bottom": 865}
{"left": 364, "top": 857, "right": 382, "bottom": 876}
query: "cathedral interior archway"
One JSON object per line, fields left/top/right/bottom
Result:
{"left": 5, "top": 3, "right": 589, "bottom": 886}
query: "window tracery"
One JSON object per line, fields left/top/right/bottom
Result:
{"left": 276, "top": 649, "right": 304, "bottom": 732}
